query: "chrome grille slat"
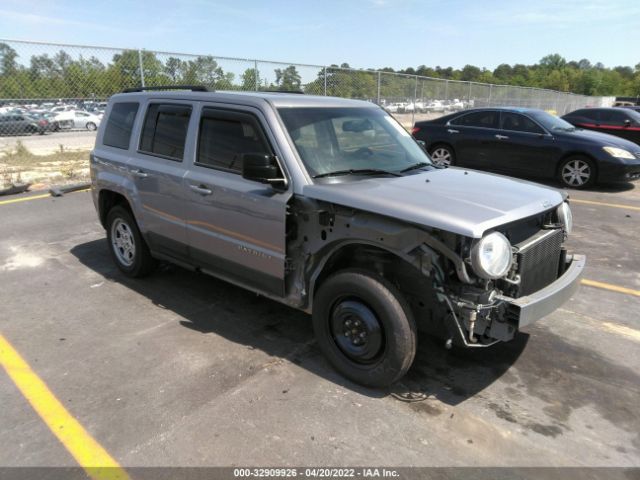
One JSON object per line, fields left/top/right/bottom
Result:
{"left": 516, "top": 229, "right": 563, "bottom": 297}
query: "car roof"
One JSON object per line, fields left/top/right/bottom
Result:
{"left": 109, "top": 90, "right": 375, "bottom": 109}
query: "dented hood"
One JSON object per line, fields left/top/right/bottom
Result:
{"left": 302, "top": 168, "right": 565, "bottom": 238}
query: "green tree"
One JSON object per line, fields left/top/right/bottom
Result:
{"left": 274, "top": 65, "right": 301, "bottom": 91}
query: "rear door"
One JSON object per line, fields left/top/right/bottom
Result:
{"left": 128, "top": 101, "right": 192, "bottom": 259}
{"left": 183, "top": 105, "right": 290, "bottom": 297}
{"left": 493, "top": 112, "right": 557, "bottom": 176}
{"left": 447, "top": 110, "right": 501, "bottom": 169}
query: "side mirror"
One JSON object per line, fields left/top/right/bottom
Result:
{"left": 416, "top": 139, "right": 427, "bottom": 151}
{"left": 242, "top": 153, "right": 286, "bottom": 187}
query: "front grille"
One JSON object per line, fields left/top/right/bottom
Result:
{"left": 516, "top": 228, "right": 563, "bottom": 296}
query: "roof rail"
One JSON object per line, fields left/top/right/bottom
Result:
{"left": 261, "top": 90, "right": 305, "bottom": 94}
{"left": 122, "top": 85, "right": 209, "bottom": 93}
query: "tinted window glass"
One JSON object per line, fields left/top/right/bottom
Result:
{"left": 103, "top": 102, "right": 139, "bottom": 150}
{"left": 197, "top": 110, "right": 271, "bottom": 172}
{"left": 599, "top": 109, "right": 630, "bottom": 125}
{"left": 140, "top": 104, "right": 192, "bottom": 160}
{"left": 451, "top": 111, "right": 499, "bottom": 128}
{"left": 500, "top": 112, "right": 545, "bottom": 134}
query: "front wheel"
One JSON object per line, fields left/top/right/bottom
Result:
{"left": 106, "top": 206, "right": 156, "bottom": 277}
{"left": 429, "top": 145, "right": 455, "bottom": 167}
{"left": 312, "top": 269, "right": 417, "bottom": 388}
{"left": 558, "top": 157, "right": 595, "bottom": 189}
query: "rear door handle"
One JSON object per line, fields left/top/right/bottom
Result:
{"left": 189, "top": 184, "right": 213, "bottom": 196}
{"left": 447, "top": 129, "right": 459, "bottom": 134}
{"left": 495, "top": 134, "right": 509, "bottom": 140}
{"left": 131, "top": 169, "right": 149, "bottom": 178}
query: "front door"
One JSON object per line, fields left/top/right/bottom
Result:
{"left": 493, "top": 111, "right": 558, "bottom": 176}
{"left": 447, "top": 110, "right": 501, "bottom": 169}
{"left": 183, "top": 106, "right": 290, "bottom": 297}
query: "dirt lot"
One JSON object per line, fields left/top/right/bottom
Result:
{"left": 0, "top": 179, "right": 639, "bottom": 473}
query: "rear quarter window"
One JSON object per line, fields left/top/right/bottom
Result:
{"left": 103, "top": 102, "right": 139, "bottom": 150}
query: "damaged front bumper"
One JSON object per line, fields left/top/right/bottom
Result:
{"left": 444, "top": 254, "right": 586, "bottom": 346}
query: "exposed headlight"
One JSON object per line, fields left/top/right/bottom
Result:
{"left": 603, "top": 146, "right": 635, "bottom": 160}
{"left": 557, "top": 202, "right": 573, "bottom": 235}
{"left": 471, "top": 232, "right": 513, "bottom": 279}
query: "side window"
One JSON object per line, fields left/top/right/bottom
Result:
{"left": 103, "top": 102, "right": 139, "bottom": 150}
{"left": 140, "top": 103, "right": 192, "bottom": 160}
{"left": 500, "top": 112, "right": 545, "bottom": 134}
{"left": 197, "top": 109, "right": 271, "bottom": 173}
{"left": 599, "top": 110, "right": 629, "bottom": 126}
{"left": 450, "top": 111, "right": 499, "bottom": 128}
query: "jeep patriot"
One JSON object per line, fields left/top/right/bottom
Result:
{"left": 91, "top": 87, "right": 585, "bottom": 387}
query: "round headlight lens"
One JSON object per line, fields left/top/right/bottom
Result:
{"left": 557, "top": 202, "right": 573, "bottom": 234}
{"left": 471, "top": 232, "right": 513, "bottom": 279}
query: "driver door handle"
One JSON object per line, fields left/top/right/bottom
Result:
{"left": 495, "top": 134, "right": 509, "bottom": 140}
{"left": 131, "top": 169, "right": 149, "bottom": 178}
{"left": 189, "top": 184, "right": 213, "bottom": 196}
{"left": 447, "top": 129, "right": 459, "bottom": 134}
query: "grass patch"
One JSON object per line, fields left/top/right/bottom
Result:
{"left": 1, "top": 141, "right": 90, "bottom": 187}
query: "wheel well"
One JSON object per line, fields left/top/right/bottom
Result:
{"left": 98, "top": 190, "right": 132, "bottom": 227}
{"left": 311, "top": 243, "right": 439, "bottom": 328}
{"left": 556, "top": 152, "right": 598, "bottom": 179}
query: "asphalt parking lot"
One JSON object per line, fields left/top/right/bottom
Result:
{"left": 0, "top": 181, "right": 639, "bottom": 471}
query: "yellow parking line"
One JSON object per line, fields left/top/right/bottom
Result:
{"left": 571, "top": 198, "right": 640, "bottom": 212}
{"left": 0, "top": 334, "right": 129, "bottom": 480}
{"left": 0, "top": 193, "right": 52, "bottom": 205}
{"left": 0, "top": 188, "right": 90, "bottom": 206}
{"left": 581, "top": 279, "right": 640, "bottom": 298}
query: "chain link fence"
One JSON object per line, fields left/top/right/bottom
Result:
{"left": 0, "top": 39, "right": 614, "bottom": 187}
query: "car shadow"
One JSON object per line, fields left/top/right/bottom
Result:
{"left": 70, "top": 239, "right": 528, "bottom": 405}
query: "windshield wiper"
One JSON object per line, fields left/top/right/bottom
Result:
{"left": 553, "top": 126, "right": 576, "bottom": 132}
{"left": 400, "top": 162, "right": 431, "bottom": 173}
{"left": 313, "top": 168, "right": 403, "bottom": 179}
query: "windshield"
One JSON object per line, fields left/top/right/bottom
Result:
{"left": 278, "top": 107, "right": 431, "bottom": 178}
{"left": 528, "top": 110, "right": 576, "bottom": 131}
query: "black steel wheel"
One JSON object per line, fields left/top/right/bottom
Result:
{"left": 312, "top": 269, "right": 417, "bottom": 387}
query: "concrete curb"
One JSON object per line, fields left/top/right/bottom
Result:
{"left": 49, "top": 182, "right": 91, "bottom": 197}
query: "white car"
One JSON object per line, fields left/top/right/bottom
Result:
{"left": 54, "top": 110, "right": 102, "bottom": 131}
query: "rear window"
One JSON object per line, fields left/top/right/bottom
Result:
{"left": 140, "top": 103, "right": 192, "bottom": 160}
{"left": 103, "top": 102, "right": 139, "bottom": 149}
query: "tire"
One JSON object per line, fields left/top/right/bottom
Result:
{"left": 86, "top": 122, "right": 97, "bottom": 131}
{"left": 312, "top": 269, "right": 417, "bottom": 388}
{"left": 558, "top": 156, "right": 596, "bottom": 189}
{"left": 429, "top": 144, "right": 455, "bottom": 167}
{"left": 106, "top": 206, "right": 156, "bottom": 277}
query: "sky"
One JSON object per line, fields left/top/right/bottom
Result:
{"left": 0, "top": 0, "right": 639, "bottom": 71}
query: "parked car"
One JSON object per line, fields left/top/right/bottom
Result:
{"left": 55, "top": 110, "right": 102, "bottom": 131}
{"left": 0, "top": 113, "right": 48, "bottom": 135}
{"left": 412, "top": 107, "right": 640, "bottom": 188}
{"left": 92, "top": 87, "right": 585, "bottom": 387}
{"left": 29, "top": 111, "right": 61, "bottom": 132}
{"left": 562, "top": 108, "right": 640, "bottom": 146}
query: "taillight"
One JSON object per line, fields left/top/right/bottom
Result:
{"left": 411, "top": 127, "right": 420, "bottom": 135}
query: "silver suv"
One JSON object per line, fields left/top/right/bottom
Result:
{"left": 91, "top": 87, "right": 585, "bottom": 387}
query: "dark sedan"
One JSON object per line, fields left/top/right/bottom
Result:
{"left": 0, "top": 113, "right": 48, "bottom": 136}
{"left": 562, "top": 108, "right": 640, "bottom": 146}
{"left": 412, "top": 107, "right": 640, "bottom": 188}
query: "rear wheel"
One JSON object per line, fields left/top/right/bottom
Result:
{"left": 559, "top": 157, "right": 595, "bottom": 189}
{"left": 429, "top": 145, "right": 455, "bottom": 167}
{"left": 106, "top": 206, "right": 156, "bottom": 277}
{"left": 86, "top": 122, "right": 97, "bottom": 131}
{"left": 312, "top": 269, "right": 417, "bottom": 387}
